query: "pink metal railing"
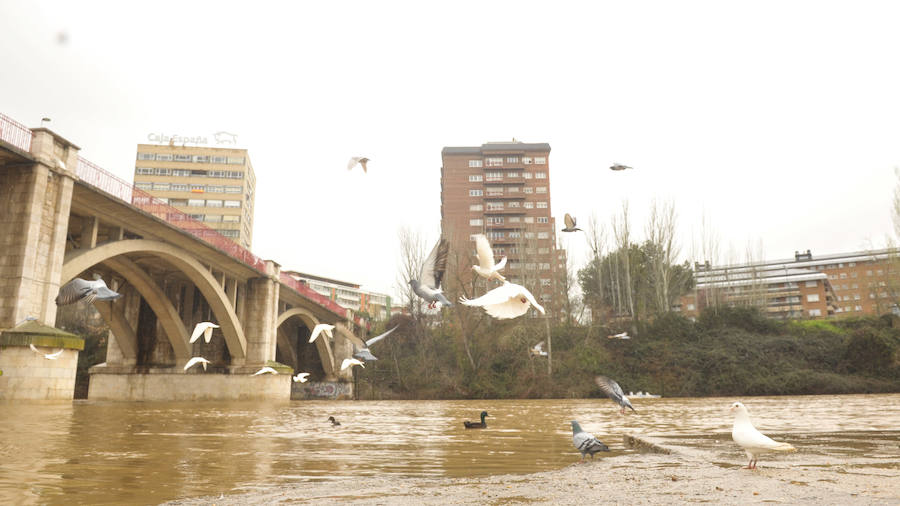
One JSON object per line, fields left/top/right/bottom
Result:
{"left": 77, "top": 157, "right": 133, "bottom": 202}
{"left": 0, "top": 113, "right": 33, "bottom": 152}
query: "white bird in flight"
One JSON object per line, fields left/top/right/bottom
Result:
{"left": 530, "top": 341, "right": 548, "bottom": 357}
{"left": 340, "top": 358, "right": 365, "bottom": 371}
{"left": 347, "top": 156, "right": 370, "bottom": 173}
{"left": 308, "top": 323, "right": 335, "bottom": 343}
{"left": 184, "top": 356, "right": 210, "bottom": 371}
{"left": 253, "top": 366, "right": 278, "bottom": 376}
{"left": 459, "top": 281, "right": 545, "bottom": 319}
{"left": 189, "top": 322, "right": 219, "bottom": 344}
{"left": 293, "top": 372, "right": 311, "bottom": 383}
{"left": 409, "top": 239, "right": 452, "bottom": 309}
{"left": 471, "top": 234, "right": 506, "bottom": 282}
{"left": 730, "top": 401, "right": 796, "bottom": 469}
{"left": 607, "top": 331, "right": 630, "bottom": 339}
{"left": 348, "top": 325, "right": 400, "bottom": 362}
{"left": 561, "top": 213, "right": 582, "bottom": 233}
{"left": 29, "top": 344, "right": 63, "bottom": 360}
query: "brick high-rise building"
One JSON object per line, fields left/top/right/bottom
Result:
{"left": 441, "top": 141, "right": 564, "bottom": 312}
{"left": 133, "top": 143, "right": 256, "bottom": 248}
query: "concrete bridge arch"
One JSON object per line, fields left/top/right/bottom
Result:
{"left": 62, "top": 239, "right": 247, "bottom": 360}
{"left": 276, "top": 307, "right": 336, "bottom": 379}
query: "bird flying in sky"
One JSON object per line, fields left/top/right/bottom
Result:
{"left": 459, "top": 281, "right": 545, "bottom": 319}
{"left": 409, "top": 238, "right": 452, "bottom": 309}
{"left": 472, "top": 234, "right": 507, "bottom": 282}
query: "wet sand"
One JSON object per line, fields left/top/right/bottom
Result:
{"left": 169, "top": 436, "right": 900, "bottom": 505}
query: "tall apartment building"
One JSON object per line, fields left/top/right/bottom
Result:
{"left": 680, "top": 248, "right": 899, "bottom": 319}
{"left": 441, "top": 141, "right": 563, "bottom": 310}
{"left": 133, "top": 144, "right": 256, "bottom": 248}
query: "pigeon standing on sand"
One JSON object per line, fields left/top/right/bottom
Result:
{"left": 730, "top": 401, "right": 796, "bottom": 469}
{"left": 347, "top": 157, "right": 370, "bottom": 173}
{"left": 571, "top": 420, "right": 610, "bottom": 462}
{"left": 595, "top": 375, "right": 636, "bottom": 413}
{"left": 459, "top": 281, "right": 545, "bottom": 319}
{"left": 561, "top": 213, "right": 582, "bottom": 232}
{"left": 409, "top": 239, "right": 452, "bottom": 309}
{"left": 471, "top": 234, "right": 507, "bottom": 282}
{"left": 55, "top": 275, "right": 122, "bottom": 306}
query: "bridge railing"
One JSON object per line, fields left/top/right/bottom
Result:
{"left": 279, "top": 273, "right": 354, "bottom": 320}
{"left": 0, "top": 113, "right": 33, "bottom": 153}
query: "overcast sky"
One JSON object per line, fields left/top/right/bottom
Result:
{"left": 2, "top": 1, "right": 899, "bottom": 298}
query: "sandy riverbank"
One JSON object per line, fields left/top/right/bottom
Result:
{"left": 168, "top": 435, "right": 900, "bottom": 505}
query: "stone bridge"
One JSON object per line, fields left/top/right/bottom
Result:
{"left": 0, "top": 114, "right": 363, "bottom": 400}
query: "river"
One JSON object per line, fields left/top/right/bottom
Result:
{"left": 1, "top": 394, "right": 898, "bottom": 504}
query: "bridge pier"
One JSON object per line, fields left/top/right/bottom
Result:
{"left": 233, "top": 260, "right": 280, "bottom": 369}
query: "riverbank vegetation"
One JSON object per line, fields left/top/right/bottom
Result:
{"left": 357, "top": 307, "right": 900, "bottom": 400}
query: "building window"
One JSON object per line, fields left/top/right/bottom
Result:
{"left": 839, "top": 273, "right": 848, "bottom": 279}
{"left": 469, "top": 160, "right": 483, "bottom": 168}
{"left": 135, "top": 182, "right": 152, "bottom": 190}
{"left": 219, "top": 230, "right": 239, "bottom": 238}
{"left": 487, "top": 231, "right": 505, "bottom": 240}
{"left": 805, "top": 280, "right": 817, "bottom": 287}
{"left": 536, "top": 186, "right": 547, "bottom": 193}
{"left": 486, "top": 187, "right": 503, "bottom": 196}
{"left": 137, "top": 153, "right": 156, "bottom": 161}
{"left": 540, "top": 278, "right": 552, "bottom": 287}
{"left": 188, "top": 213, "right": 204, "bottom": 221}
{"left": 525, "top": 232, "right": 535, "bottom": 239}
{"left": 136, "top": 167, "right": 155, "bottom": 175}
{"left": 808, "top": 309, "right": 822, "bottom": 317}
{"left": 225, "top": 186, "right": 242, "bottom": 193}
{"left": 508, "top": 201, "right": 520, "bottom": 208}
{"left": 486, "top": 202, "right": 504, "bottom": 211}
{"left": 485, "top": 171, "right": 502, "bottom": 181}
{"left": 206, "top": 185, "right": 224, "bottom": 193}
{"left": 156, "top": 154, "right": 173, "bottom": 161}
{"left": 485, "top": 157, "right": 503, "bottom": 167}
{"left": 174, "top": 154, "right": 192, "bottom": 162}
{"left": 522, "top": 157, "right": 532, "bottom": 164}
{"left": 807, "top": 293, "right": 820, "bottom": 302}
{"left": 506, "top": 157, "right": 519, "bottom": 163}
{"left": 524, "top": 187, "right": 534, "bottom": 194}
{"left": 206, "top": 215, "right": 222, "bottom": 222}
{"left": 508, "top": 186, "right": 520, "bottom": 193}
{"left": 208, "top": 170, "right": 226, "bottom": 178}
{"left": 469, "top": 219, "right": 483, "bottom": 226}
{"left": 224, "top": 200, "right": 241, "bottom": 208}
{"left": 537, "top": 217, "right": 549, "bottom": 223}
{"left": 227, "top": 171, "right": 243, "bottom": 179}
{"left": 539, "top": 263, "right": 550, "bottom": 270}
{"left": 537, "top": 202, "right": 548, "bottom": 208}
{"left": 509, "top": 231, "right": 521, "bottom": 239}
{"left": 469, "top": 204, "right": 483, "bottom": 211}
{"left": 227, "top": 156, "right": 244, "bottom": 165}
{"left": 469, "top": 189, "right": 483, "bottom": 197}
{"left": 469, "top": 174, "right": 483, "bottom": 182}
{"left": 538, "top": 232, "right": 549, "bottom": 239}
{"left": 190, "top": 184, "right": 205, "bottom": 192}
{"left": 534, "top": 157, "right": 546, "bottom": 164}
{"left": 153, "top": 182, "right": 170, "bottom": 191}
{"left": 188, "top": 199, "right": 205, "bottom": 207}
{"left": 523, "top": 172, "right": 533, "bottom": 179}
{"left": 509, "top": 217, "right": 521, "bottom": 223}
{"left": 192, "top": 155, "right": 209, "bottom": 163}
{"left": 507, "top": 172, "right": 520, "bottom": 178}
{"left": 223, "top": 215, "right": 240, "bottom": 222}
{"left": 524, "top": 217, "right": 534, "bottom": 224}
{"left": 487, "top": 217, "right": 504, "bottom": 225}
{"left": 538, "top": 247, "right": 549, "bottom": 254}
{"left": 524, "top": 202, "right": 534, "bottom": 209}
{"left": 535, "top": 171, "right": 547, "bottom": 178}
{"left": 170, "top": 183, "right": 187, "bottom": 192}
{"left": 206, "top": 200, "right": 223, "bottom": 207}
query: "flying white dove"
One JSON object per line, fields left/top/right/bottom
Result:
{"left": 730, "top": 401, "right": 796, "bottom": 469}
{"left": 55, "top": 275, "right": 122, "bottom": 306}
{"left": 29, "top": 344, "right": 63, "bottom": 360}
{"left": 348, "top": 325, "right": 399, "bottom": 362}
{"left": 530, "top": 341, "right": 548, "bottom": 357}
{"left": 409, "top": 239, "right": 452, "bottom": 309}
{"left": 471, "top": 234, "right": 506, "bottom": 282}
{"left": 253, "top": 366, "right": 278, "bottom": 376}
{"left": 184, "top": 356, "right": 210, "bottom": 371}
{"left": 347, "top": 156, "right": 370, "bottom": 173}
{"left": 459, "top": 281, "right": 545, "bottom": 319}
{"left": 340, "top": 358, "right": 365, "bottom": 371}
{"left": 607, "top": 331, "right": 630, "bottom": 340}
{"left": 595, "top": 375, "right": 636, "bottom": 413}
{"left": 189, "top": 322, "right": 219, "bottom": 344}
{"left": 293, "top": 372, "right": 311, "bottom": 383}
{"left": 308, "top": 324, "right": 335, "bottom": 343}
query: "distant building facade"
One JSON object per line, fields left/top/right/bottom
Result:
{"left": 283, "top": 271, "right": 392, "bottom": 321}
{"left": 133, "top": 144, "right": 256, "bottom": 249}
{"left": 680, "top": 248, "right": 899, "bottom": 319}
{"left": 440, "top": 141, "right": 565, "bottom": 313}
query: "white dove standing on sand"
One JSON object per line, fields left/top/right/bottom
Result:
{"left": 471, "top": 234, "right": 506, "bottom": 282}
{"left": 730, "top": 401, "right": 796, "bottom": 469}
{"left": 347, "top": 157, "right": 370, "bottom": 173}
{"left": 459, "top": 281, "right": 545, "bottom": 319}
{"left": 308, "top": 324, "right": 335, "bottom": 343}
{"left": 189, "top": 322, "right": 219, "bottom": 344}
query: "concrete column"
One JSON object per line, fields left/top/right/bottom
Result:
{"left": 241, "top": 260, "right": 280, "bottom": 365}
{"left": 80, "top": 216, "right": 98, "bottom": 249}
{"left": 0, "top": 128, "right": 78, "bottom": 328}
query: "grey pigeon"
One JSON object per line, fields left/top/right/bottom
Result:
{"left": 595, "top": 375, "right": 636, "bottom": 413}
{"left": 561, "top": 213, "right": 582, "bottom": 232}
{"left": 609, "top": 163, "right": 633, "bottom": 171}
{"left": 349, "top": 325, "right": 400, "bottom": 362}
{"left": 409, "top": 239, "right": 452, "bottom": 309}
{"left": 55, "top": 275, "right": 122, "bottom": 306}
{"left": 571, "top": 420, "right": 610, "bottom": 461}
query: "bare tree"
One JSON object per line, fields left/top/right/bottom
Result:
{"left": 645, "top": 199, "right": 680, "bottom": 314}
{"left": 611, "top": 201, "right": 635, "bottom": 329}
{"left": 584, "top": 212, "right": 608, "bottom": 321}
{"left": 395, "top": 226, "right": 427, "bottom": 320}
